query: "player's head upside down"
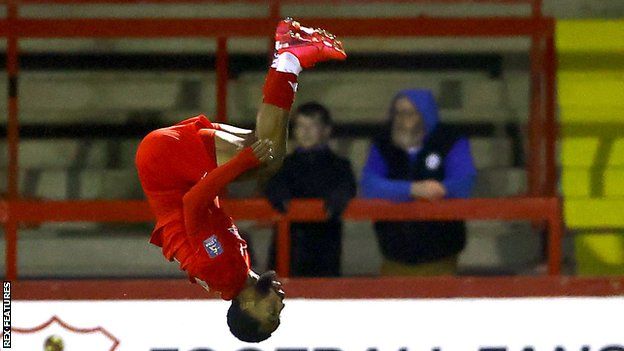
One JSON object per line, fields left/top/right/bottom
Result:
{"left": 227, "top": 270, "right": 285, "bottom": 342}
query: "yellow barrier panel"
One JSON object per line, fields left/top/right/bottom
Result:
{"left": 559, "top": 107, "right": 624, "bottom": 122}
{"left": 556, "top": 20, "right": 624, "bottom": 52}
{"left": 558, "top": 79, "right": 624, "bottom": 106}
{"left": 561, "top": 168, "right": 591, "bottom": 198}
{"left": 558, "top": 19, "right": 624, "bottom": 275}
{"left": 561, "top": 137, "right": 600, "bottom": 167}
{"left": 575, "top": 232, "right": 624, "bottom": 276}
{"left": 608, "top": 139, "right": 624, "bottom": 167}
{"left": 604, "top": 169, "right": 624, "bottom": 197}
{"left": 565, "top": 199, "right": 624, "bottom": 228}
{"left": 558, "top": 71, "right": 624, "bottom": 81}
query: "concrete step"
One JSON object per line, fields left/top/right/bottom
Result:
{"left": 162, "top": 106, "right": 515, "bottom": 126}
{"left": 248, "top": 219, "right": 544, "bottom": 276}
{"left": 0, "top": 70, "right": 525, "bottom": 126}
{"left": 0, "top": 72, "right": 217, "bottom": 124}
{"left": 236, "top": 70, "right": 512, "bottom": 124}
{"left": 474, "top": 167, "right": 526, "bottom": 197}
{"left": 118, "top": 139, "right": 142, "bottom": 169}
{"left": 79, "top": 169, "right": 143, "bottom": 200}
{"left": 470, "top": 137, "right": 513, "bottom": 169}
{"left": 7, "top": 2, "right": 621, "bottom": 28}
{"left": 0, "top": 229, "right": 183, "bottom": 278}
{"left": 341, "top": 221, "right": 382, "bottom": 276}
{"left": 0, "top": 138, "right": 141, "bottom": 170}
{"left": 0, "top": 139, "right": 110, "bottom": 169}
{"left": 223, "top": 219, "right": 382, "bottom": 276}
{"left": 500, "top": 70, "right": 530, "bottom": 119}
{"left": 0, "top": 134, "right": 514, "bottom": 199}
{"left": 0, "top": 168, "right": 141, "bottom": 200}
{"left": 20, "top": 72, "right": 188, "bottom": 109}
{"left": 23, "top": 2, "right": 529, "bottom": 20}
{"left": 340, "top": 138, "right": 372, "bottom": 181}
{"left": 0, "top": 218, "right": 543, "bottom": 278}
{"left": 459, "top": 221, "right": 542, "bottom": 271}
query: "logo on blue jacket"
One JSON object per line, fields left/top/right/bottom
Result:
{"left": 203, "top": 235, "right": 224, "bottom": 258}
{"left": 425, "top": 152, "right": 441, "bottom": 170}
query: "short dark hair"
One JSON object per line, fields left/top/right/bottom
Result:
{"left": 227, "top": 300, "right": 272, "bottom": 343}
{"left": 294, "top": 102, "right": 333, "bottom": 126}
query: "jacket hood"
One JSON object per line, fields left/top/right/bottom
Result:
{"left": 389, "top": 89, "right": 439, "bottom": 136}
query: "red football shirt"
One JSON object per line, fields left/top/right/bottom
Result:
{"left": 135, "top": 115, "right": 259, "bottom": 300}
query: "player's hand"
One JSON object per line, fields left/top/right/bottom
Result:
{"left": 250, "top": 139, "right": 274, "bottom": 164}
{"left": 410, "top": 180, "right": 446, "bottom": 201}
{"left": 240, "top": 133, "right": 258, "bottom": 148}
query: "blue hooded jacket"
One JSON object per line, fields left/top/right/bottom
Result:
{"left": 361, "top": 89, "right": 477, "bottom": 201}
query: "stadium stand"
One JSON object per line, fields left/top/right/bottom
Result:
{"left": 0, "top": 0, "right": 617, "bottom": 279}
{"left": 0, "top": 63, "right": 536, "bottom": 277}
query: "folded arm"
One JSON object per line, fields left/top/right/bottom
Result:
{"left": 182, "top": 147, "right": 260, "bottom": 235}
{"left": 360, "top": 145, "right": 413, "bottom": 202}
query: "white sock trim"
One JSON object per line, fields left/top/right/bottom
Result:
{"left": 271, "top": 52, "right": 302, "bottom": 75}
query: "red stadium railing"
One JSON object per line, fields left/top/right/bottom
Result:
{"left": 1, "top": 0, "right": 559, "bottom": 282}
{"left": 0, "top": 197, "right": 563, "bottom": 278}
{"left": 13, "top": 276, "right": 624, "bottom": 300}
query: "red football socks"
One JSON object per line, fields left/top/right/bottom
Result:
{"left": 262, "top": 52, "right": 302, "bottom": 111}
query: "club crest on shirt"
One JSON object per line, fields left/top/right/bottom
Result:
{"left": 203, "top": 235, "right": 224, "bottom": 258}
{"left": 425, "top": 153, "right": 441, "bottom": 170}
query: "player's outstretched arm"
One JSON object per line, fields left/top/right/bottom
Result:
{"left": 182, "top": 140, "right": 272, "bottom": 235}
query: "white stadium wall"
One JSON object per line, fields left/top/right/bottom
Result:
{"left": 12, "top": 298, "right": 624, "bottom": 351}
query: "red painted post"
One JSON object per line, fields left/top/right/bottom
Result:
{"left": 531, "top": 0, "right": 542, "bottom": 18}
{"left": 5, "top": 220, "right": 18, "bottom": 280}
{"left": 544, "top": 31, "right": 558, "bottom": 196}
{"left": 267, "top": 0, "right": 281, "bottom": 57}
{"left": 276, "top": 218, "right": 291, "bottom": 278}
{"left": 547, "top": 198, "right": 563, "bottom": 275}
{"left": 216, "top": 37, "right": 228, "bottom": 123}
{"left": 527, "top": 33, "right": 543, "bottom": 197}
{"left": 269, "top": 0, "right": 281, "bottom": 25}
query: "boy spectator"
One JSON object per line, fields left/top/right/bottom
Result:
{"left": 265, "top": 102, "right": 357, "bottom": 277}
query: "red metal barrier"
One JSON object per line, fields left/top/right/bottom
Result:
{"left": 1, "top": 0, "right": 558, "bottom": 283}
{"left": 0, "top": 197, "right": 564, "bottom": 278}
{"left": 13, "top": 276, "right": 624, "bottom": 300}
